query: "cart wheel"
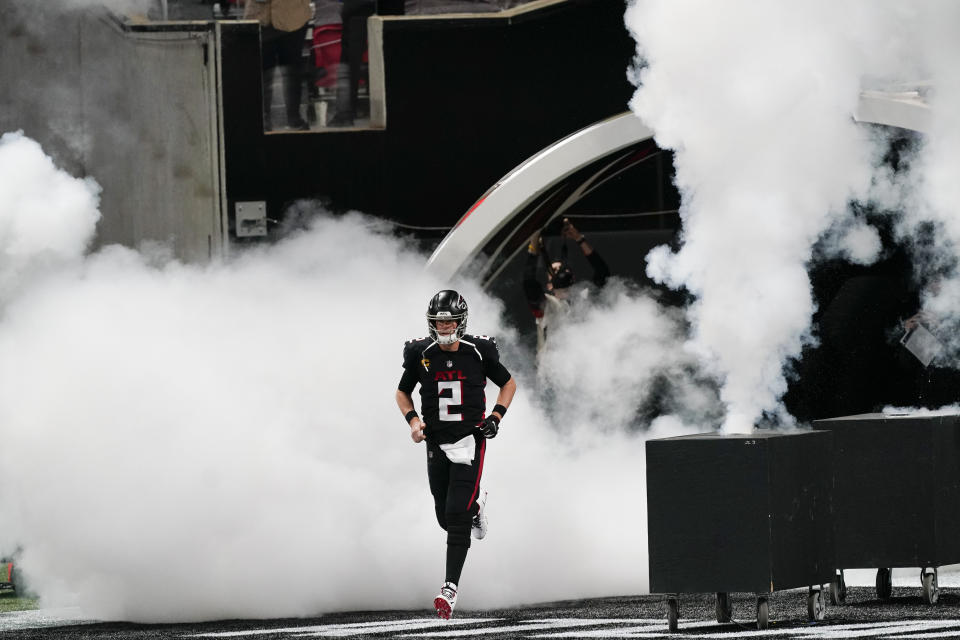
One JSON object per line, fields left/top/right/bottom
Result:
{"left": 829, "top": 570, "right": 847, "bottom": 605}
{"left": 876, "top": 567, "right": 892, "bottom": 600}
{"left": 715, "top": 592, "right": 732, "bottom": 623}
{"left": 808, "top": 587, "right": 826, "bottom": 621}
{"left": 756, "top": 596, "right": 769, "bottom": 630}
{"left": 922, "top": 568, "right": 939, "bottom": 605}
{"left": 667, "top": 597, "right": 679, "bottom": 632}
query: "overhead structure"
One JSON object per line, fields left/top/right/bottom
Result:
{"left": 425, "top": 112, "right": 656, "bottom": 286}
{"left": 427, "top": 87, "right": 931, "bottom": 285}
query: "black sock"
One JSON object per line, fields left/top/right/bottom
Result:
{"left": 445, "top": 543, "right": 469, "bottom": 586}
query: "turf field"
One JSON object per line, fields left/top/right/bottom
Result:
{"left": 4, "top": 588, "right": 960, "bottom": 639}
{"left": 0, "top": 594, "right": 38, "bottom": 614}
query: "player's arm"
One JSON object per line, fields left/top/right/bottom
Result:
{"left": 478, "top": 342, "right": 516, "bottom": 438}
{"left": 586, "top": 250, "right": 610, "bottom": 287}
{"left": 397, "top": 351, "right": 425, "bottom": 443}
{"left": 396, "top": 388, "right": 425, "bottom": 443}
{"left": 563, "top": 218, "right": 609, "bottom": 287}
{"left": 492, "top": 376, "right": 516, "bottom": 421}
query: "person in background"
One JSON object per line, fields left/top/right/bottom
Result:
{"left": 245, "top": 0, "right": 312, "bottom": 130}
{"left": 523, "top": 218, "right": 610, "bottom": 354}
{"left": 395, "top": 290, "right": 517, "bottom": 619}
{"left": 899, "top": 279, "right": 960, "bottom": 408}
{"left": 327, "top": 0, "right": 404, "bottom": 126}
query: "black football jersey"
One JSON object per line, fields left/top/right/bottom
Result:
{"left": 402, "top": 334, "right": 504, "bottom": 444}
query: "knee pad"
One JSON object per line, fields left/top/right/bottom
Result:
{"left": 445, "top": 511, "right": 472, "bottom": 548}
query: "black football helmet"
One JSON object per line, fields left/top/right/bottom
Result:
{"left": 426, "top": 290, "right": 468, "bottom": 344}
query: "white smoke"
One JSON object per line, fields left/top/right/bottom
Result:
{"left": 885, "top": 6, "right": 960, "bottom": 367}
{"left": 537, "top": 281, "right": 722, "bottom": 433}
{"left": 0, "top": 135, "right": 687, "bottom": 622}
{"left": 625, "top": 0, "right": 939, "bottom": 431}
{"left": 0, "top": 132, "right": 101, "bottom": 301}
{"left": 882, "top": 403, "right": 960, "bottom": 417}
{"left": 821, "top": 219, "right": 883, "bottom": 267}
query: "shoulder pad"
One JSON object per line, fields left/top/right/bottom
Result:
{"left": 403, "top": 337, "right": 433, "bottom": 368}
{"left": 463, "top": 334, "right": 499, "bottom": 361}
{"left": 403, "top": 337, "right": 433, "bottom": 359}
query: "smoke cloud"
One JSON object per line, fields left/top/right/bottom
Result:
{"left": 17, "top": 0, "right": 960, "bottom": 622}
{"left": 536, "top": 281, "right": 722, "bottom": 433}
{"left": 0, "top": 132, "right": 101, "bottom": 301}
{"left": 624, "top": 1, "right": 956, "bottom": 431}
{"left": 885, "top": 7, "right": 960, "bottom": 367}
{"left": 0, "top": 134, "right": 694, "bottom": 622}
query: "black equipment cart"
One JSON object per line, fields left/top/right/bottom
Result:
{"left": 646, "top": 431, "right": 834, "bottom": 631}
{"left": 813, "top": 412, "right": 960, "bottom": 606}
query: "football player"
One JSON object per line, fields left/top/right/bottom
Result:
{"left": 395, "top": 290, "right": 517, "bottom": 619}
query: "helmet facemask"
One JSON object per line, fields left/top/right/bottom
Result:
{"left": 427, "top": 311, "right": 467, "bottom": 344}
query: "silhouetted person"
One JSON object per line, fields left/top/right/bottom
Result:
{"left": 523, "top": 218, "right": 610, "bottom": 355}
{"left": 328, "top": 0, "right": 404, "bottom": 127}
{"left": 245, "top": 0, "right": 312, "bottom": 130}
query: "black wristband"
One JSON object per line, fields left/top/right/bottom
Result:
{"left": 404, "top": 410, "right": 418, "bottom": 424}
{"left": 493, "top": 404, "right": 507, "bottom": 418}
{"left": 576, "top": 236, "right": 587, "bottom": 245}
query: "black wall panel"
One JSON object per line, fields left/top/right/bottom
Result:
{"left": 219, "top": 0, "right": 635, "bottom": 236}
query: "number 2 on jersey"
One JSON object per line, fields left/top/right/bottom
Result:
{"left": 437, "top": 381, "right": 463, "bottom": 421}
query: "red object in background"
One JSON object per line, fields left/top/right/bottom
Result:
{"left": 312, "top": 23, "right": 368, "bottom": 89}
{"left": 312, "top": 23, "right": 343, "bottom": 88}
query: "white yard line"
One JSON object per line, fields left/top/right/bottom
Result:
{"left": 194, "top": 616, "right": 960, "bottom": 640}
{"left": 400, "top": 619, "right": 657, "bottom": 637}
{"left": 193, "top": 618, "right": 496, "bottom": 638}
{"left": 528, "top": 624, "right": 665, "bottom": 638}
{"left": 686, "top": 620, "right": 960, "bottom": 639}
{"left": 296, "top": 618, "right": 503, "bottom": 637}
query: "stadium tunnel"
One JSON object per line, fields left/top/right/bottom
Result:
{"left": 425, "top": 89, "right": 935, "bottom": 419}
{"left": 426, "top": 112, "right": 682, "bottom": 332}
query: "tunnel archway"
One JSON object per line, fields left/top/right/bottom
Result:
{"left": 426, "top": 89, "right": 929, "bottom": 286}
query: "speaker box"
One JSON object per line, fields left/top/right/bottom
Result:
{"left": 813, "top": 412, "right": 960, "bottom": 569}
{"left": 646, "top": 431, "right": 834, "bottom": 594}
